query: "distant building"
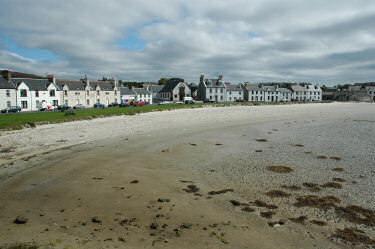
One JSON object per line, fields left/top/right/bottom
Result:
{"left": 197, "top": 75, "right": 226, "bottom": 102}
{"left": 365, "top": 86, "right": 375, "bottom": 102}
{"left": 147, "top": 85, "right": 164, "bottom": 100}
{"left": 159, "top": 80, "right": 191, "bottom": 102}
{"left": 119, "top": 87, "right": 136, "bottom": 103}
{"left": 132, "top": 88, "right": 152, "bottom": 104}
{"left": 240, "top": 83, "right": 264, "bottom": 102}
{"left": 225, "top": 83, "right": 243, "bottom": 102}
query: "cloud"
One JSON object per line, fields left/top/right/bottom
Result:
{"left": 0, "top": 0, "right": 374, "bottom": 84}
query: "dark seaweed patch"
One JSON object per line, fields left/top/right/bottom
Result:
{"left": 289, "top": 215, "right": 308, "bottom": 224}
{"left": 333, "top": 228, "right": 374, "bottom": 245}
{"left": 267, "top": 166, "right": 293, "bottom": 173}
{"left": 322, "top": 182, "right": 342, "bottom": 189}
{"left": 265, "top": 190, "right": 291, "bottom": 198}
{"left": 293, "top": 195, "right": 341, "bottom": 210}
{"left": 281, "top": 185, "right": 301, "bottom": 191}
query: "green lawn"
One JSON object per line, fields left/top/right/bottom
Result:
{"left": 0, "top": 101, "right": 321, "bottom": 130}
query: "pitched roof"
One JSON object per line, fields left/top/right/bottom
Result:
{"left": 12, "top": 78, "right": 53, "bottom": 91}
{"left": 150, "top": 85, "right": 164, "bottom": 93}
{"left": 243, "top": 83, "right": 263, "bottom": 91}
{"left": 56, "top": 79, "right": 86, "bottom": 90}
{"left": 226, "top": 84, "right": 242, "bottom": 91}
{"left": 160, "top": 80, "right": 181, "bottom": 93}
{"left": 278, "top": 87, "right": 292, "bottom": 93}
{"left": 291, "top": 85, "right": 306, "bottom": 92}
{"left": 204, "top": 78, "right": 225, "bottom": 88}
{"left": 119, "top": 87, "right": 136, "bottom": 95}
{"left": 132, "top": 88, "right": 151, "bottom": 95}
{"left": 90, "top": 81, "right": 116, "bottom": 91}
{"left": 262, "top": 86, "right": 276, "bottom": 92}
{"left": 0, "top": 76, "right": 15, "bottom": 89}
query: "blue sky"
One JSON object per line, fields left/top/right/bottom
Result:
{"left": 0, "top": 0, "right": 374, "bottom": 84}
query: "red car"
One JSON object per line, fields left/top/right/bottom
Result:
{"left": 132, "top": 101, "right": 146, "bottom": 107}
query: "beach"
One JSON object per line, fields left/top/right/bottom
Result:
{"left": 0, "top": 102, "right": 374, "bottom": 248}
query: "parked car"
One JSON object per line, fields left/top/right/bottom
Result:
{"left": 94, "top": 103, "right": 104, "bottom": 108}
{"left": 58, "top": 105, "right": 71, "bottom": 110}
{"left": 1, "top": 106, "right": 21, "bottom": 113}
{"left": 158, "top": 101, "right": 171, "bottom": 105}
{"left": 185, "top": 99, "right": 195, "bottom": 104}
{"left": 235, "top": 99, "right": 245, "bottom": 102}
{"left": 132, "top": 101, "right": 146, "bottom": 107}
{"left": 73, "top": 104, "right": 85, "bottom": 109}
{"left": 203, "top": 98, "right": 215, "bottom": 103}
{"left": 174, "top": 101, "right": 184, "bottom": 104}
{"left": 119, "top": 102, "right": 130, "bottom": 107}
{"left": 108, "top": 102, "right": 119, "bottom": 107}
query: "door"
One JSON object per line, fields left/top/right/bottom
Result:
{"left": 179, "top": 85, "right": 185, "bottom": 101}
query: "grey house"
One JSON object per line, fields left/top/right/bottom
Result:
{"left": 197, "top": 75, "right": 226, "bottom": 102}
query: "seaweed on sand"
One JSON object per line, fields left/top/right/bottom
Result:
{"left": 293, "top": 195, "right": 341, "bottom": 210}
{"left": 265, "top": 190, "right": 291, "bottom": 198}
{"left": 333, "top": 228, "right": 374, "bottom": 245}
{"left": 267, "top": 166, "right": 293, "bottom": 173}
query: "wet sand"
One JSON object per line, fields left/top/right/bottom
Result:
{"left": 0, "top": 102, "right": 374, "bottom": 248}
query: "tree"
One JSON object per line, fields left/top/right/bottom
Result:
{"left": 158, "top": 78, "right": 168, "bottom": 85}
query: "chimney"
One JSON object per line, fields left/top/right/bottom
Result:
{"left": 219, "top": 75, "right": 223, "bottom": 80}
{"left": 46, "top": 74, "right": 56, "bottom": 84}
{"left": 200, "top": 74, "right": 204, "bottom": 83}
{"left": 2, "top": 70, "right": 11, "bottom": 81}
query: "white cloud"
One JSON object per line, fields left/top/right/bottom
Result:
{"left": 0, "top": 0, "right": 374, "bottom": 84}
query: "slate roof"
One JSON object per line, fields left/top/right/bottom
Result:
{"left": 150, "top": 85, "right": 164, "bottom": 93}
{"left": 132, "top": 88, "right": 151, "bottom": 95}
{"left": 56, "top": 80, "right": 86, "bottom": 90}
{"left": 291, "top": 85, "right": 307, "bottom": 92}
{"left": 262, "top": 86, "right": 276, "bottom": 92}
{"left": 204, "top": 79, "right": 225, "bottom": 88}
{"left": 90, "top": 81, "right": 116, "bottom": 91}
{"left": 12, "top": 78, "right": 53, "bottom": 91}
{"left": 278, "top": 87, "right": 292, "bottom": 93}
{"left": 0, "top": 76, "right": 15, "bottom": 89}
{"left": 119, "top": 87, "right": 136, "bottom": 96}
{"left": 243, "top": 83, "right": 263, "bottom": 91}
{"left": 226, "top": 84, "right": 242, "bottom": 91}
{"left": 160, "top": 80, "right": 181, "bottom": 93}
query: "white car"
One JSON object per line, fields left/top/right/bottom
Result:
{"left": 158, "top": 101, "right": 171, "bottom": 105}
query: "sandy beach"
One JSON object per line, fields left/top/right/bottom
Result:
{"left": 0, "top": 102, "right": 374, "bottom": 248}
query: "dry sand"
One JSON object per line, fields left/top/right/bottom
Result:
{"left": 0, "top": 102, "right": 374, "bottom": 248}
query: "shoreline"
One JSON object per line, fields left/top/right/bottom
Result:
{"left": 0, "top": 102, "right": 374, "bottom": 248}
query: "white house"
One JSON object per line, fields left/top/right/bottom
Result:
{"left": 241, "top": 83, "right": 264, "bottom": 102}
{"left": 306, "top": 84, "right": 322, "bottom": 101}
{"left": 12, "top": 78, "right": 60, "bottom": 111}
{"left": 225, "top": 83, "right": 243, "bottom": 102}
{"left": 277, "top": 87, "right": 292, "bottom": 102}
{"left": 0, "top": 74, "right": 17, "bottom": 110}
{"left": 133, "top": 88, "right": 153, "bottom": 104}
{"left": 119, "top": 87, "right": 136, "bottom": 103}
{"left": 263, "top": 85, "right": 278, "bottom": 102}
{"left": 291, "top": 85, "right": 307, "bottom": 101}
{"left": 197, "top": 75, "right": 226, "bottom": 102}
{"left": 159, "top": 80, "right": 191, "bottom": 102}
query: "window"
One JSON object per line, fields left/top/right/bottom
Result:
{"left": 75, "top": 92, "right": 80, "bottom": 95}
{"left": 87, "top": 99, "right": 90, "bottom": 105}
{"left": 115, "top": 98, "right": 117, "bottom": 103}
{"left": 209, "top": 96, "right": 212, "bottom": 100}
{"left": 97, "top": 99, "right": 100, "bottom": 103}
{"left": 6, "top": 90, "right": 10, "bottom": 97}
{"left": 209, "top": 89, "right": 212, "bottom": 93}
{"left": 53, "top": 100, "right": 58, "bottom": 106}
{"left": 97, "top": 90, "right": 100, "bottom": 95}
{"left": 115, "top": 90, "right": 117, "bottom": 95}
{"left": 64, "top": 90, "right": 68, "bottom": 96}
{"left": 50, "top": 90, "right": 55, "bottom": 97}
{"left": 229, "top": 91, "right": 232, "bottom": 95}
{"left": 215, "top": 89, "right": 218, "bottom": 93}
{"left": 256, "top": 91, "right": 258, "bottom": 94}
{"left": 35, "top": 90, "right": 39, "bottom": 97}
{"left": 220, "top": 89, "right": 223, "bottom": 93}
{"left": 87, "top": 90, "right": 89, "bottom": 95}
{"left": 21, "top": 101, "right": 28, "bottom": 108}
{"left": 106, "top": 92, "right": 109, "bottom": 95}
{"left": 220, "top": 96, "right": 223, "bottom": 100}
{"left": 229, "top": 97, "right": 232, "bottom": 101}
{"left": 7, "top": 101, "right": 11, "bottom": 108}
{"left": 65, "top": 100, "right": 68, "bottom": 105}
{"left": 20, "top": 89, "right": 27, "bottom": 97}
{"left": 36, "top": 100, "right": 39, "bottom": 106}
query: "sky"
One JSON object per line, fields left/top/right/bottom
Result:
{"left": 0, "top": 0, "right": 374, "bottom": 85}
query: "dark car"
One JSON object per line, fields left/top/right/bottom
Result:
{"left": 185, "top": 99, "right": 195, "bottom": 104}
{"left": 58, "top": 105, "right": 71, "bottom": 111}
{"left": 94, "top": 103, "right": 104, "bottom": 108}
{"left": 203, "top": 99, "right": 215, "bottom": 103}
{"left": 235, "top": 99, "right": 245, "bottom": 102}
{"left": 119, "top": 102, "right": 130, "bottom": 107}
{"left": 73, "top": 104, "right": 85, "bottom": 109}
{"left": 1, "top": 106, "right": 21, "bottom": 113}
{"left": 108, "top": 102, "right": 119, "bottom": 107}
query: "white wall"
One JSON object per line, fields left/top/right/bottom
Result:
{"left": 0, "top": 89, "right": 17, "bottom": 110}
{"left": 226, "top": 90, "right": 243, "bottom": 102}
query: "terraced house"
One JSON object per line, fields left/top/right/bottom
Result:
{"left": 197, "top": 75, "right": 226, "bottom": 102}
{"left": 55, "top": 76, "right": 120, "bottom": 107}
